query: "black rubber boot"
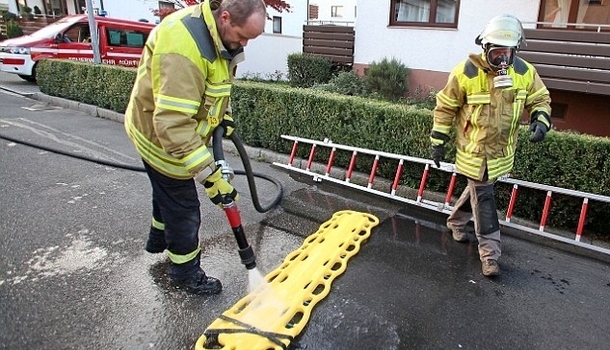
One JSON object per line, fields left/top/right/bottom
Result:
{"left": 168, "top": 254, "right": 222, "bottom": 295}
{"left": 145, "top": 228, "right": 167, "bottom": 253}
{"left": 172, "top": 270, "right": 222, "bottom": 295}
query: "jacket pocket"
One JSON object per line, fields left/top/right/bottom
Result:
{"left": 202, "top": 81, "right": 232, "bottom": 127}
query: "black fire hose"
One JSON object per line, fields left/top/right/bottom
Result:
{"left": 0, "top": 133, "right": 147, "bottom": 171}
{"left": 212, "top": 126, "right": 284, "bottom": 213}
{"left": 0, "top": 128, "right": 284, "bottom": 271}
{"left": 0, "top": 132, "right": 284, "bottom": 214}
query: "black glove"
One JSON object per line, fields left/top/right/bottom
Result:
{"left": 431, "top": 144, "right": 445, "bottom": 168}
{"left": 430, "top": 131, "right": 450, "bottom": 168}
{"left": 529, "top": 111, "right": 551, "bottom": 143}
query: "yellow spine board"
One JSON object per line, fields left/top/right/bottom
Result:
{"left": 195, "top": 210, "right": 379, "bottom": 350}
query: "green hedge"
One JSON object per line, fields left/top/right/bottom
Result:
{"left": 36, "top": 59, "right": 610, "bottom": 238}
{"left": 508, "top": 131, "right": 610, "bottom": 236}
{"left": 37, "top": 59, "right": 135, "bottom": 113}
{"left": 286, "top": 53, "right": 333, "bottom": 88}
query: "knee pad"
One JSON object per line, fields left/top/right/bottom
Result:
{"left": 474, "top": 185, "right": 500, "bottom": 235}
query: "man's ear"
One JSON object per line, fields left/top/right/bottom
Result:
{"left": 220, "top": 10, "right": 231, "bottom": 25}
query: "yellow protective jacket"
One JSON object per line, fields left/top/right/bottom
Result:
{"left": 432, "top": 53, "right": 551, "bottom": 181}
{"left": 124, "top": 2, "right": 243, "bottom": 179}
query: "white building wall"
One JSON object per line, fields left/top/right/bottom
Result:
{"left": 238, "top": 0, "right": 363, "bottom": 81}
{"left": 2, "top": 0, "right": 17, "bottom": 14}
{"left": 235, "top": 2, "right": 306, "bottom": 79}
{"left": 236, "top": 32, "right": 301, "bottom": 80}
{"left": 265, "top": 2, "right": 306, "bottom": 37}
{"left": 101, "top": 0, "right": 159, "bottom": 23}
{"left": 0, "top": 0, "right": 10, "bottom": 12}
{"left": 354, "top": 0, "right": 540, "bottom": 73}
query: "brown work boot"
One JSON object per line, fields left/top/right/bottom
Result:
{"left": 451, "top": 229, "right": 469, "bottom": 242}
{"left": 482, "top": 260, "right": 500, "bottom": 277}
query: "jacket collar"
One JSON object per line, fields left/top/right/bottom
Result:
{"left": 468, "top": 53, "right": 493, "bottom": 72}
{"left": 199, "top": 1, "right": 245, "bottom": 64}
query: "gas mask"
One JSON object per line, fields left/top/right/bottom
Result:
{"left": 486, "top": 46, "right": 516, "bottom": 89}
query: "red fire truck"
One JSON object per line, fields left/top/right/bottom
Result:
{"left": 0, "top": 15, "right": 155, "bottom": 81}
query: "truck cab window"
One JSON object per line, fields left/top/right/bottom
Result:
{"left": 106, "top": 28, "right": 148, "bottom": 48}
{"left": 63, "top": 24, "right": 90, "bottom": 43}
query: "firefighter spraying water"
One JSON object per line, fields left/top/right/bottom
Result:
{"left": 122, "top": 0, "right": 269, "bottom": 295}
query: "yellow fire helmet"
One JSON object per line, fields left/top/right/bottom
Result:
{"left": 475, "top": 14, "right": 525, "bottom": 49}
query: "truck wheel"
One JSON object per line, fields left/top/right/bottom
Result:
{"left": 18, "top": 65, "right": 36, "bottom": 82}
{"left": 18, "top": 74, "right": 36, "bottom": 82}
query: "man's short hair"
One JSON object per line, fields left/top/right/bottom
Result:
{"left": 216, "top": 0, "right": 267, "bottom": 26}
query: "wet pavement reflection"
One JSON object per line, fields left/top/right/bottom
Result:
{"left": 191, "top": 185, "right": 609, "bottom": 350}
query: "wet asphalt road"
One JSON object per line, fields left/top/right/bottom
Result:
{"left": 1, "top": 75, "right": 610, "bottom": 350}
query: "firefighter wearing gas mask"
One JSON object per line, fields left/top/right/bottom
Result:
{"left": 430, "top": 15, "right": 552, "bottom": 277}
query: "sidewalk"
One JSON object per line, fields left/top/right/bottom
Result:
{"left": 0, "top": 71, "right": 40, "bottom": 95}
{"left": 0, "top": 71, "right": 127, "bottom": 123}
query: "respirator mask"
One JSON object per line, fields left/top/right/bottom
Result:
{"left": 487, "top": 45, "right": 516, "bottom": 89}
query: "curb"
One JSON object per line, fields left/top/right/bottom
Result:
{"left": 32, "top": 92, "right": 125, "bottom": 123}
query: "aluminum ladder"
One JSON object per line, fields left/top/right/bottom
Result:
{"left": 272, "top": 134, "right": 610, "bottom": 257}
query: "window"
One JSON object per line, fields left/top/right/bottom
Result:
{"left": 309, "top": 4, "right": 319, "bottom": 20}
{"left": 44, "top": 0, "right": 67, "bottom": 16}
{"left": 539, "top": 0, "right": 610, "bottom": 30}
{"left": 331, "top": 5, "right": 344, "bottom": 18}
{"left": 158, "top": 1, "right": 175, "bottom": 12}
{"left": 272, "top": 16, "right": 282, "bottom": 34}
{"left": 390, "top": 0, "right": 459, "bottom": 28}
{"left": 155, "top": 1, "right": 176, "bottom": 20}
{"left": 76, "top": 0, "right": 86, "bottom": 14}
{"left": 550, "top": 102, "right": 567, "bottom": 120}
{"left": 63, "top": 24, "right": 91, "bottom": 42}
{"left": 106, "top": 28, "right": 149, "bottom": 48}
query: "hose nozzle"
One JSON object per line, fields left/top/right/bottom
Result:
{"left": 238, "top": 246, "right": 257, "bottom": 270}
{"left": 222, "top": 197, "right": 257, "bottom": 270}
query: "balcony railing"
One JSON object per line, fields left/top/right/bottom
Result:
{"left": 302, "top": 24, "right": 355, "bottom": 65}
{"left": 519, "top": 24, "right": 610, "bottom": 96}
{"left": 528, "top": 21, "right": 610, "bottom": 33}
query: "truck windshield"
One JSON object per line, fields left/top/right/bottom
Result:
{"left": 27, "top": 17, "right": 84, "bottom": 39}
